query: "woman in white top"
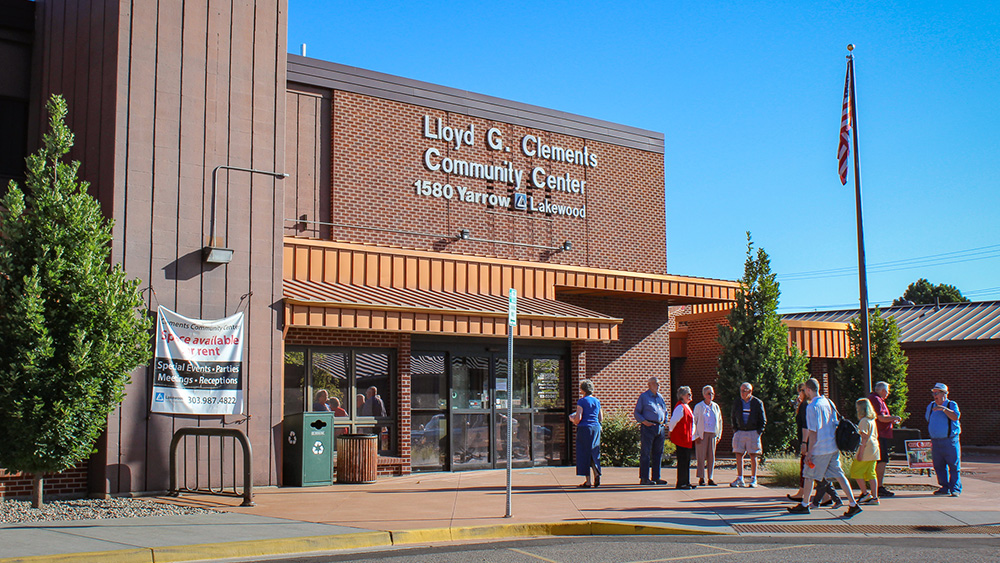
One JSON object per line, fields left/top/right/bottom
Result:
{"left": 692, "top": 385, "right": 723, "bottom": 486}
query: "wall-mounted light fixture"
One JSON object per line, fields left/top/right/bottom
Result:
{"left": 203, "top": 246, "right": 235, "bottom": 264}
{"left": 457, "top": 228, "right": 471, "bottom": 240}
{"left": 561, "top": 241, "right": 572, "bottom": 252}
{"left": 204, "top": 165, "right": 289, "bottom": 264}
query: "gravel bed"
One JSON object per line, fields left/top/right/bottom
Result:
{"left": 0, "top": 497, "right": 220, "bottom": 525}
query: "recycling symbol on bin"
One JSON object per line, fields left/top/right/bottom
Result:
{"left": 287, "top": 431, "right": 297, "bottom": 445}
{"left": 312, "top": 441, "right": 324, "bottom": 455}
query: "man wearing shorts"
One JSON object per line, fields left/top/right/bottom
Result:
{"left": 788, "top": 378, "right": 861, "bottom": 517}
{"left": 730, "top": 382, "right": 765, "bottom": 488}
{"left": 868, "top": 381, "right": 902, "bottom": 498}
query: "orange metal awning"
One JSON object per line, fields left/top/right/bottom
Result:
{"left": 284, "top": 279, "right": 622, "bottom": 341}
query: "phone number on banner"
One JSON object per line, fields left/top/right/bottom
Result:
{"left": 152, "top": 389, "right": 243, "bottom": 415}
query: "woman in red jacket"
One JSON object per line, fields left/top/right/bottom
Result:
{"left": 668, "top": 386, "right": 696, "bottom": 490}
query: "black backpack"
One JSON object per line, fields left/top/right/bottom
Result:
{"left": 833, "top": 402, "right": 861, "bottom": 453}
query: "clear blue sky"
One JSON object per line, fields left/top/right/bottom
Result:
{"left": 288, "top": 1, "right": 1000, "bottom": 312}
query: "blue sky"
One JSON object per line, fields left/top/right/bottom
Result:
{"left": 288, "top": 1, "right": 1000, "bottom": 312}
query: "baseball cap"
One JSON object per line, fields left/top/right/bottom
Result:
{"left": 931, "top": 383, "right": 949, "bottom": 393}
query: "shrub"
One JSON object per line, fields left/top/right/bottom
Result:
{"left": 598, "top": 409, "right": 676, "bottom": 467}
{"left": 600, "top": 409, "right": 640, "bottom": 467}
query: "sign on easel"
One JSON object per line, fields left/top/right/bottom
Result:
{"left": 905, "top": 440, "right": 933, "bottom": 469}
{"left": 151, "top": 306, "right": 245, "bottom": 415}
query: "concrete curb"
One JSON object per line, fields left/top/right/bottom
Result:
{"left": 0, "top": 549, "right": 154, "bottom": 563}
{"left": 0, "top": 521, "right": 729, "bottom": 563}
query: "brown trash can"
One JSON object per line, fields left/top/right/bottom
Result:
{"left": 336, "top": 434, "right": 378, "bottom": 484}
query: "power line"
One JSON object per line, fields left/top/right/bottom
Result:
{"left": 778, "top": 285, "right": 1000, "bottom": 313}
{"left": 778, "top": 243, "right": 1000, "bottom": 281}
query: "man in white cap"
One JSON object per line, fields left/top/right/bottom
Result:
{"left": 925, "top": 383, "right": 962, "bottom": 496}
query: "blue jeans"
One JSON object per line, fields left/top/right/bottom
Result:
{"left": 639, "top": 424, "right": 664, "bottom": 481}
{"left": 931, "top": 436, "right": 962, "bottom": 493}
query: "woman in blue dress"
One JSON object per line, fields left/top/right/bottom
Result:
{"left": 570, "top": 379, "right": 603, "bottom": 488}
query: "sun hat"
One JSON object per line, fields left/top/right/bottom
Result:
{"left": 931, "top": 383, "right": 949, "bottom": 393}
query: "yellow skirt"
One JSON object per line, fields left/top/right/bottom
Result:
{"left": 849, "top": 459, "right": 877, "bottom": 480}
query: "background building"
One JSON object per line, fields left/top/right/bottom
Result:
{"left": 672, "top": 301, "right": 1000, "bottom": 450}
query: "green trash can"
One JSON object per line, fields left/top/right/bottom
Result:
{"left": 282, "top": 412, "right": 335, "bottom": 486}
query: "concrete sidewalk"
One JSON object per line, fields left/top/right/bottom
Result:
{"left": 3, "top": 459, "right": 999, "bottom": 563}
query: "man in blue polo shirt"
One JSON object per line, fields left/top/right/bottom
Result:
{"left": 634, "top": 376, "right": 668, "bottom": 485}
{"left": 926, "top": 382, "right": 962, "bottom": 496}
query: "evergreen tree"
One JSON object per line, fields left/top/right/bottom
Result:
{"left": 716, "top": 233, "right": 808, "bottom": 455}
{"left": 835, "top": 308, "right": 909, "bottom": 423}
{"left": 0, "top": 96, "right": 152, "bottom": 506}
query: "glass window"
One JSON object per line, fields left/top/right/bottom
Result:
{"left": 451, "top": 413, "right": 490, "bottom": 469}
{"left": 411, "top": 354, "right": 447, "bottom": 410}
{"left": 495, "top": 412, "right": 531, "bottom": 467}
{"left": 411, "top": 412, "right": 447, "bottom": 468}
{"left": 532, "top": 412, "right": 567, "bottom": 465}
{"left": 532, "top": 358, "right": 564, "bottom": 410}
{"left": 283, "top": 351, "right": 306, "bottom": 416}
{"left": 311, "top": 352, "right": 349, "bottom": 415}
{"left": 452, "top": 356, "right": 489, "bottom": 410}
{"left": 411, "top": 353, "right": 447, "bottom": 470}
{"left": 511, "top": 358, "right": 530, "bottom": 408}
{"left": 356, "top": 352, "right": 391, "bottom": 418}
{"left": 282, "top": 347, "right": 396, "bottom": 455}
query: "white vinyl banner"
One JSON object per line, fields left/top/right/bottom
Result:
{"left": 152, "top": 306, "right": 245, "bottom": 415}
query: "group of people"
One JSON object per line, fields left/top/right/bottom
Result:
{"left": 569, "top": 376, "right": 963, "bottom": 518}
{"left": 313, "top": 386, "right": 387, "bottom": 418}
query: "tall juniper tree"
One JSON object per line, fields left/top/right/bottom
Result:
{"left": 716, "top": 232, "right": 808, "bottom": 454}
{"left": 0, "top": 96, "right": 151, "bottom": 507}
{"left": 835, "top": 308, "right": 909, "bottom": 422}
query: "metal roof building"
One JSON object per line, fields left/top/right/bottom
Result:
{"left": 783, "top": 301, "right": 1000, "bottom": 344}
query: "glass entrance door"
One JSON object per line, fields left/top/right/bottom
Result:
{"left": 449, "top": 353, "right": 538, "bottom": 470}
{"left": 450, "top": 355, "right": 492, "bottom": 469}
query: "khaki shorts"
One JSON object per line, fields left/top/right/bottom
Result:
{"left": 732, "top": 430, "right": 762, "bottom": 454}
{"left": 804, "top": 451, "right": 846, "bottom": 481}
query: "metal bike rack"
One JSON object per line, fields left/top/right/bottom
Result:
{"left": 169, "top": 427, "right": 254, "bottom": 507}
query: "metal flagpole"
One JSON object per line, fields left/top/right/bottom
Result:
{"left": 847, "top": 44, "right": 873, "bottom": 395}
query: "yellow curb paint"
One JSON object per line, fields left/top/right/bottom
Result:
{"left": 391, "top": 527, "right": 455, "bottom": 544}
{"left": 150, "top": 531, "right": 392, "bottom": 563}
{"left": 0, "top": 548, "right": 152, "bottom": 563}
{"left": 448, "top": 522, "right": 592, "bottom": 541}
{"left": 591, "top": 521, "right": 734, "bottom": 536}
{"left": 0, "top": 520, "right": 733, "bottom": 563}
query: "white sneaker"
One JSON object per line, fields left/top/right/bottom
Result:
{"left": 747, "top": 477, "right": 758, "bottom": 488}
{"left": 730, "top": 477, "right": 745, "bottom": 488}
{"left": 857, "top": 492, "right": 872, "bottom": 504}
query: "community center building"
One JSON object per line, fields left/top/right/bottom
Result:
{"left": 0, "top": 0, "right": 738, "bottom": 498}
{"left": 4, "top": 1, "right": 994, "bottom": 501}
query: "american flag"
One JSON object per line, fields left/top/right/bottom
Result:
{"left": 838, "top": 63, "right": 853, "bottom": 185}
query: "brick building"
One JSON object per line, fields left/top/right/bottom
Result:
{"left": 672, "top": 301, "right": 1000, "bottom": 450}
{"left": 0, "top": 0, "right": 738, "bottom": 498}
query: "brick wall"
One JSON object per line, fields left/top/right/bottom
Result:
{"left": 287, "top": 90, "right": 667, "bottom": 275}
{"left": 0, "top": 464, "right": 88, "bottom": 500}
{"left": 900, "top": 342, "right": 1000, "bottom": 447}
{"left": 561, "top": 295, "right": 672, "bottom": 415}
{"left": 670, "top": 311, "right": 731, "bottom": 448}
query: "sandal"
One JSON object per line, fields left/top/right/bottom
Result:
{"left": 577, "top": 483, "right": 591, "bottom": 488}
